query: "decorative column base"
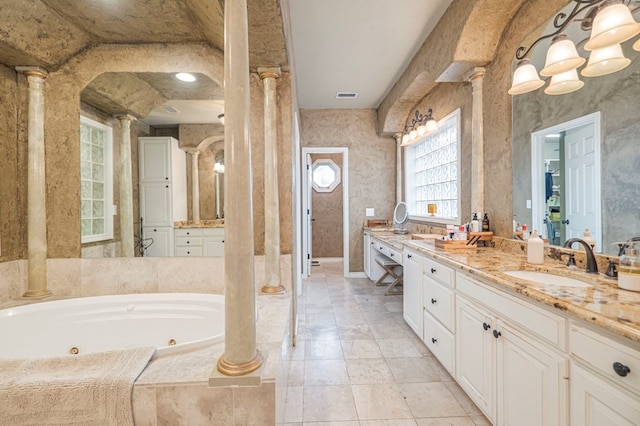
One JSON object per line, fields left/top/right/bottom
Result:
{"left": 22, "top": 289, "right": 52, "bottom": 299}
{"left": 261, "top": 284, "right": 285, "bottom": 294}
{"left": 216, "top": 349, "right": 264, "bottom": 376}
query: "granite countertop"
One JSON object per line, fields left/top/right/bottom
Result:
{"left": 368, "top": 230, "right": 640, "bottom": 346}
{"left": 174, "top": 220, "right": 225, "bottom": 229}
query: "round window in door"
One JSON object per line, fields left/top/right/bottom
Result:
{"left": 312, "top": 159, "right": 341, "bottom": 192}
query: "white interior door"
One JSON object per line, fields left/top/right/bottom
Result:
{"left": 564, "top": 124, "right": 597, "bottom": 241}
{"left": 303, "top": 153, "right": 313, "bottom": 277}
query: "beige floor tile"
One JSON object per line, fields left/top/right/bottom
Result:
{"left": 444, "top": 381, "right": 484, "bottom": 416}
{"left": 306, "top": 312, "right": 337, "bottom": 326}
{"left": 304, "top": 359, "right": 349, "bottom": 385}
{"left": 370, "top": 323, "right": 413, "bottom": 339}
{"left": 346, "top": 358, "right": 395, "bottom": 384}
{"left": 305, "top": 339, "right": 344, "bottom": 360}
{"left": 338, "top": 324, "right": 375, "bottom": 340}
{"left": 361, "top": 420, "right": 418, "bottom": 426}
{"left": 377, "top": 338, "right": 424, "bottom": 358}
{"left": 303, "top": 422, "right": 360, "bottom": 426}
{"left": 415, "top": 417, "right": 474, "bottom": 425}
{"left": 400, "top": 383, "right": 467, "bottom": 419}
{"left": 288, "top": 360, "right": 305, "bottom": 386}
{"left": 305, "top": 323, "right": 340, "bottom": 341}
{"left": 302, "top": 385, "right": 358, "bottom": 422}
{"left": 351, "top": 383, "right": 413, "bottom": 420}
{"left": 387, "top": 357, "right": 441, "bottom": 383}
{"left": 284, "top": 386, "right": 304, "bottom": 423}
{"left": 341, "top": 339, "right": 383, "bottom": 359}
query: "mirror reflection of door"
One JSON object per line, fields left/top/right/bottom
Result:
{"left": 532, "top": 112, "right": 601, "bottom": 251}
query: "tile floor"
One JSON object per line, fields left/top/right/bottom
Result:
{"left": 283, "top": 259, "right": 490, "bottom": 426}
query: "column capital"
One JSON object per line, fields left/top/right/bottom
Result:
{"left": 186, "top": 148, "right": 201, "bottom": 155}
{"left": 258, "top": 67, "right": 281, "bottom": 80}
{"left": 465, "top": 67, "right": 486, "bottom": 82}
{"left": 114, "top": 113, "right": 137, "bottom": 122}
{"left": 15, "top": 66, "right": 48, "bottom": 79}
{"left": 394, "top": 133, "right": 403, "bottom": 145}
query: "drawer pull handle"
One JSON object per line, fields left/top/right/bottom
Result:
{"left": 408, "top": 254, "right": 412, "bottom": 258}
{"left": 390, "top": 253, "right": 394, "bottom": 257}
{"left": 483, "top": 322, "right": 491, "bottom": 331}
{"left": 431, "top": 298, "right": 437, "bottom": 304}
{"left": 431, "top": 338, "right": 437, "bottom": 344}
{"left": 613, "top": 362, "right": 631, "bottom": 377}
{"left": 431, "top": 268, "right": 436, "bottom": 274}
{"left": 187, "top": 241, "right": 190, "bottom": 244}
{"left": 493, "top": 330, "right": 502, "bottom": 339}
{"left": 187, "top": 251, "right": 190, "bottom": 255}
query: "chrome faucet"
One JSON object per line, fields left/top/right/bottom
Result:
{"left": 563, "top": 238, "right": 598, "bottom": 274}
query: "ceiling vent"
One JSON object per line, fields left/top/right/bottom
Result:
{"left": 336, "top": 92, "right": 358, "bottom": 99}
{"left": 163, "top": 105, "right": 180, "bottom": 114}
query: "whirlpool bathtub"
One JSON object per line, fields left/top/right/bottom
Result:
{"left": 0, "top": 293, "right": 225, "bottom": 359}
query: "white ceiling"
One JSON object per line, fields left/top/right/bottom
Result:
{"left": 144, "top": 99, "right": 226, "bottom": 126}
{"left": 288, "top": 0, "right": 453, "bottom": 109}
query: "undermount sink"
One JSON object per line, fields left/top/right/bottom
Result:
{"left": 503, "top": 270, "right": 594, "bottom": 288}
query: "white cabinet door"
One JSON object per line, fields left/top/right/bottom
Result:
{"left": 497, "top": 321, "right": 568, "bottom": 426}
{"left": 143, "top": 227, "right": 173, "bottom": 257}
{"left": 203, "top": 237, "right": 224, "bottom": 257}
{"left": 402, "top": 248, "right": 422, "bottom": 337}
{"left": 456, "top": 295, "right": 495, "bottom": 423}
{"left": 139, "top": 138, "right": 171, "bottom": 182}
{"left": 140, "top": 183, "right": 171, "bottom": 226}
{"left": 363, "top": 232, "right": 371, "bottom": 278}
{"left": 571, "top": 363, "right": 640, "bottom": 426}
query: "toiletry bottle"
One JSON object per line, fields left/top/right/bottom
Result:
{"left": 527, "top": 229, "right": 544, "bottom": 264}
{"left": 458, "top": 225, "right": 467, "bottom": 241}
{"left": 618, "top": 243, "right": 640, "bottom": 292}
{"left": 482, "top": 213, "right": 490, "bottom": 232}
{"left": 582, "top": 229, "right": 596, "bottom": 252}
{"left": 522, "top": 224, "right": 529, "bottom": 240}
{"left": 470, "top": 213, "right": 480, "bottom": 233}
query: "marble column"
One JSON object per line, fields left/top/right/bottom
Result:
{"left": 188, "top": 149, "right": 201, "bottom": 222}
{"left": 259, "top": 67, "right": 284, "bottom": 294}
{"left": 16, "top": 66, "right": 50, "bottom": 298}
{"left": 394, "top": 133, "right": 403, "bottom": 204}
{"left": 466, "top": 67, "right": 486, "bottom": 217}
{"left": 116, "top": 114, "right": 136, "bottom": 257}
{"left": 215, "top": 0, "right": 263, "bottom": 377}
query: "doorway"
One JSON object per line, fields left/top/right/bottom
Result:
{"left": 531, "top": 112, "right": 601, "bottom": 250}
{"left": 301, "top": 147, "right": 349, "bottom": 278}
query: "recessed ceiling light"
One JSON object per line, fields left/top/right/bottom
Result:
{"left": 336, "top": 92, "right": 358, "bottom": 99}
{"left": 176, "top": 72, "right": 196, "bottom": 82}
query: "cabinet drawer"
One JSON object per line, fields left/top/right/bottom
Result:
{"left": 456, "top": 272, "right": 566, "bottom": 350}
{"left": 175, "top": 246, "right": 203, "bottom": 256}
{"left": 387, "top": 247, "right": 402, "bottom": 264}
{"left": 373, "top": 241, "right": 388, "bottom": 256}
{"left": 175, "top": 236, "right": 203, "bottom": 247}
{"left": 202, "top": 228, "right": 224, "bottom": 237}
{"left": 423, "top": 276, "right": 455, "bottom": 332}
{"left": 423, "top": 310, "right": 455, "bottom": 375}
{"left": 423, "top": 257, "right": 454, "bottom": 288}
{"left": 175, "top": 228, "right": 202, "bottom": 238}
{"left": 570, "top": 323, "right": 640, "bottom": 395}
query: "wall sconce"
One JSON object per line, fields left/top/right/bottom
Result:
{"left": 509, "top": 0, "right": 640, "bottom": 96}
{"left": 401, "top": 108, "right": 439, "bottom": 146}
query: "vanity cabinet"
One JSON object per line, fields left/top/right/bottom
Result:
{"left": 138, "top": 137, "right": 187, "bottom": 256}
{"left": 175, "top": 228, "right": 225, "bottom": 257}
{"left": 569, "top": 323, "right": 640, "bottom": 425}
{"left": 422, "top": 256, "right": 456, "bottom": 375}
{"left": 402, "top": 247, "right": 422, "bottom": 337}
{"left": 456, "top": 272, "right": 568, "bottom": 425}
{"left": 364, "top": 231, "right": 372, "bottom": 279}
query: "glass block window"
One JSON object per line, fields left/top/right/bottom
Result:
{"left": 404, "top": 109, "right": 461, "bottom": 224}
{"left": 80, "top": 116, "right": 113, "bottom": 243}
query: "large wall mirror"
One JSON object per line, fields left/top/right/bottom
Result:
{"left": 512, "top": 2, "right": 640, "bottom": 255}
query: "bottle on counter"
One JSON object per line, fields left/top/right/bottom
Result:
{"left": 470, "top": 213, "right": 480, "bottom": 233}
{"left": 619, "top": 242, "right": 640, "bottom": 292}
{"left": 582, "top": 229, "right": 596, "bottom": 252}
{"left": 482, "top": 213, "right": 490, "bottom": 232}
{"left": 522, "top": 224, "right": 530, "bottom": 240}
{"left": 527, "top": 229, "right": 544, "bottom": 264}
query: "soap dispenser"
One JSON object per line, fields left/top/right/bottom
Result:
{"left": 527, "top": 229, "right": 544, "bottom": 264}
{"left": 582, "top": 229, "right": 596, "bottom": 251}
{"left": 619, "top": 242, "right": 640, "bottom": 292}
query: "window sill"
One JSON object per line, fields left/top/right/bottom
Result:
{"left": 409, "top": 215, "right": 460, "bottom": 226}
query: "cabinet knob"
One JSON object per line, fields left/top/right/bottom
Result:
{"left": 165, "top": 177, "right": 169, "bottom": 180}
{"left": 222, "top": 240, "right": 225, "bottom": 243}
{"left": 165, "top": 185, "right": 169, "bottom": 188}
{"left": 153, "top": 229, "right": 157, "bottom": 232}
{"left": 186, "top": 232, "right": 190, "bottom": 235}
{"left": 431, "top": 268, "right": 436, "bottom": 274}
{"left": 431, "top": 338, "right": 437, "bottom": 344}
{"left": 431, "top": 298, "right": 437, "bottom": 304}
{"left": 186, "top": 241, "right": 190, "bottom": 244}
{"left": 483, "top": 322, "right": 491, "bottom": 331}
{"left": 613, "top": 362, "right": 631, "bottom": 377}
{"left": 493, "top": 330, "right": 502, "bottom": 339}
{"left": 390, "top": 253, "right": 394, "bottom": 257}
{"left": 408, "top": 254, "right": 412, "bottom": 259}
{"left": 187, "top": 251, "right": 190, "bottom": 255}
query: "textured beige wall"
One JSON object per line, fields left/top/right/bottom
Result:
{"left": 300, "top": 109, "right": 396, "bottom": 272}
{"left": 0, "top": 65, "right": 22, "bottom": 262}
{"left": 310, "top": 153, "right": 343, "bottom": 258}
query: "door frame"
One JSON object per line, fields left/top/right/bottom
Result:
{"left": 531, "top": 111, "right": 601, "bottom": 249}
{"left": 301, "top": 147, "right": 349, "bottom": 278}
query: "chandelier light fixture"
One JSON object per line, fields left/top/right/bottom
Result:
{"left": 509, "top": 0, "right": 640, "bottom": 96}
{"left": 401, "top": 108, "right": 439, "bottom": 146}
